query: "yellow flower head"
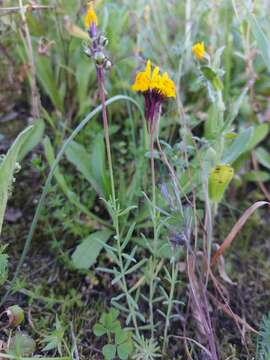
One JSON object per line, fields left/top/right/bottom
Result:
{"left": 131, "top": 60, "right": 176, "bottom": 98}
{"left": 84, "top": 1, "right": 98, "bottom": 29}
{"left": 192, "top": 42, "right": 205, "bottom": 60}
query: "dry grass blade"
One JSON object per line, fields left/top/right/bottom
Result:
{"left": 211, "top": 201, "right": 270, "bottom": 266}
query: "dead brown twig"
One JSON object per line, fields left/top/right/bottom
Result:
{"left": 211, "top": 201, "right": 270, "bottom": 267}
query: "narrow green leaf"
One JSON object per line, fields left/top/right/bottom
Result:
{"left": 243, "top": 171, "right": 270, "bottom": 182}
{"left": 0, "top": 126, "right": 34, "bottom": 235}
{"left": 246, "top": 11, "right": 270, "bottom": 72}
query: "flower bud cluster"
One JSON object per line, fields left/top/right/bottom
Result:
{"left": 84, "top": 5, "right": 111, "bottom": 70}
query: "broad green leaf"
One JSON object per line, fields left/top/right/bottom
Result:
{"left": 255, "top": 147, "right": 270, "bottom": 170}
{"left": 222, "top": 127, "right": 253, "bottom": 164}
{"left": 102, "top": 344, "right": 117, "bottom": 360}
{"left": 36, "top": 55, "right": 64, "bottom": 112}
{"left": 118, "top": 338, "right": 133, "bottom": 360}
{"left": 243, "top": 171, "right": 270, "bottom": 183}
{"left": 245, "top": 124, "right": 269, "bottom": 152}
{"left": 8, "top": 332, "right": 36, "bottom": 357}
{"left": 0, "top": 126, "right": 34, "bottom": 235}
{"left": 72, "top": 230, "right": 112, "bottom": 269}
{"left": 18, "top": 119, "right": 45, "bottom": 161}
{"left": 115, "top": 329, "right": 129, "bottom": 345}
{"left": 93, "top": 323, "right": 107, "bottom": 337}
{"left": 65, "top": 136, "right": 110, "bottom": 197}
{"left": 44, "top": 137, "right": 94, "bottom": 218}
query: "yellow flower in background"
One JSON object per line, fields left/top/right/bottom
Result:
{"left": 209, "top": 164, "right": 234, "bottom": 203}
{"left": 131, "top": 60, "right": 176, "bottom": 98}
{"left": 192, "top": 42, "right": 205, "bottom": 60}
{"left": 84, "top": 1, "right": 98, "bottom": 29}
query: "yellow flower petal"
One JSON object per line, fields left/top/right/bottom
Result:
{"left": 145, "top": 60, "right": 151, "bottom": 78}
{"left": 84, "top": 3, "right": 98, "bottom": 29}
{"left": 131, "top": 60, "right": 152, "bottom": 93}
{"left": 192, "top": 42, "right": 205, "bottom": 60}
{"left": 160, "top": 72, "right": 176, "bottom": 98}
{"left": 150, "top": 66, "right": 162, "bottom": 91}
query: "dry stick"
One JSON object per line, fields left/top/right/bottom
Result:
{"left": 171, "top": 336, "right": 212, "bottom": 358}
{"left": 0, "top": 5, "right": 54, "bottom": 12}
{"left": 187, "top": 256, "right": 218, "bottom": 360}
{"left": 211, "top": 201, "right": 270, "bottom": 266}
{"left": 208, "top": 270, "right": 258, "bottom": 335}
{"left": 18, "top": 0, "right": 40, "bottom": 120}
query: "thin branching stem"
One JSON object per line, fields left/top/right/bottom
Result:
{"left": 18, "top": 0, "right": 40, "bottom": 120}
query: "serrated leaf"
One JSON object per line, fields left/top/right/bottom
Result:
{"left": 72, "top": 230, "right": 112, "bottom": 269}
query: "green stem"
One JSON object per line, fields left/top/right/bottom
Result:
{"left": 150, "top": 129, "right": 158, "bottom": 255}
{"left": 162, "top": 263, "right": 178, "bottom": 353}
{"left": 97, "top": 68, "right": 140, "bottom": 338}
{"left": 97, "top": 67, "right": 116, "bottom": 203}
{"left": 114, "top": 211, "right": 140, "bottom": 338}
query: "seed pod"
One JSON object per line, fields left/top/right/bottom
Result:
{"left": 94, "top": 51, "right": 105, "bottom": 65}
{"left": 6, "top": 305, "right": 25, "bottom": 327}
{"left": 98, "top": 35, "right": 109, "bottom": 47}
{"left": 104, "top": 59, "right": 112, "bottom": 70}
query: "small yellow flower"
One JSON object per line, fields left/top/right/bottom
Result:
{"left": 131, "top": 60, "right": 152, "bottom": 92}
{"left": 192, "top": 42, "right": 205, "bottom": 60}
{"left": 84, "top": 1, "right": 98, "bottom": 29}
